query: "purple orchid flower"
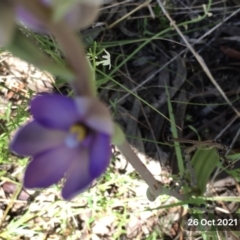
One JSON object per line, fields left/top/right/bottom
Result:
{"left": 10, "top": 94, "right": 113, "bottom": 200}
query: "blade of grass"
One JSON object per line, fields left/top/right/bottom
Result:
{"left": 98, "top": 68, "right": 172, "bottom": 123}
{"left": 165, "top": 84, "right": 184, "bottom": 174}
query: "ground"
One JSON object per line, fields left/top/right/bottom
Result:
{"left": 0, "top": 1, "right": 240, "bottom": 239}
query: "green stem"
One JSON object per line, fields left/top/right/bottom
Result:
{"left": 17, "top": 0, "right": 94, "bottom": 97}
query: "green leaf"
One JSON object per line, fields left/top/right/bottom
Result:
{"left": 5, "top": 28, "right": 74, "bottom": 80}
{"left": 189, "top": 146, "right": 219, "bottom": 195}
{"left": 111, "top": 123, "right": 126, "bottom": 146}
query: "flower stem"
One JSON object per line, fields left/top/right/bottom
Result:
{"left": 16, "top": 0, "right": 186, "bottom": 202}
{"left": 117, "top": 141, "right": 186, "bottom": 201}
{"left": 47, "top": 24, "right": 94, "bottom": 97}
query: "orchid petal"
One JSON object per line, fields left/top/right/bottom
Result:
{"left": 24, "top": 145, "right": 80, "bottom": 188}
{"left": 31, "top": 94, "right": 80, "bottom": 130}
{"left": 75, "top": 97, "right": 113, "bottom": 135}
{"left": 89, "top": 133, "right": 111, "bottom": 179}
{"left": 10, "top": 121, "right": 67, "bottom": 156}
{"left": 62, "top": 149, "right": 92, "bottom": 200}
{"left": 10, "top": 92, "right": 112, "bottom": 200}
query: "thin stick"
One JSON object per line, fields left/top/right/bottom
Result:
{"left": 169, "top": 137, "right": 228, "bottom": 151}
{"left": 108, "top": 0, "right": 151, "bottom": 29}
{"left": 168, "top": 137, "right": 213, "bottom": 145}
